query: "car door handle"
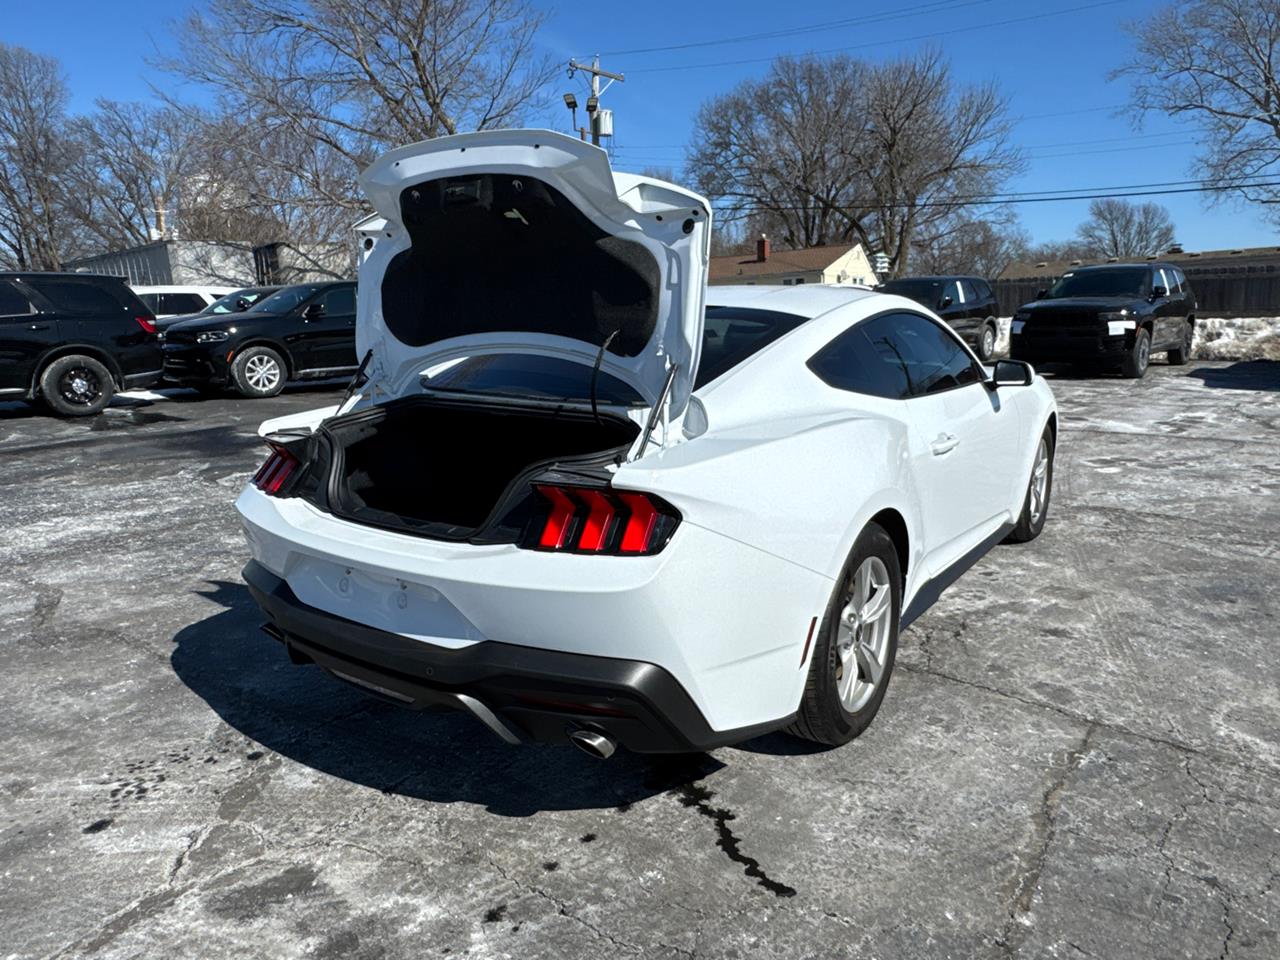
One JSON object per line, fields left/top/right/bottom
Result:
{"left": 28, "top": 322, "right": 51, "bottom": 330}
{"left": 931, "top": 433, "right": 960, "bottom": 456}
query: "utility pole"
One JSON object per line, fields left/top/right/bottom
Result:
{"left": 567, "top": 55, "right": 623, "bottom": 147}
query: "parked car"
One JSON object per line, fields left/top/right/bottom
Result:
{"left": 876, "top": 276, "right": 1002, "bottom": 360}
{"left": 132, "top": 285, "right": 235, "bottom": 319}
{"left": 234, "top": 131, "right": 1057, "bottom": 758}
{"left": 1009, "top": 262, "right": 1196, "bottom": 378}
{"left": 154, "top": 286, "right": 282, "bottom": 333}
{"left": 162, "top": 281, "right": 357, "bottom": 397}
{"left": 0, "top": 272, "right": 161, "bottom": 416}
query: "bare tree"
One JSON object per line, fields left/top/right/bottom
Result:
{"left": 910, "top": 214, "right": 1030, "bottom": 279}
{"left": 1076, "top": 198, "right": 1176, "bottom": 259}
{"left": 0, "top": 44, "right": 78, "bottom": 269}
{"left": 686, "top": 50, "right": 1023, "bottom": 275}
{"left": 1116, "top": 0, "right": 1280, "bottom": 222}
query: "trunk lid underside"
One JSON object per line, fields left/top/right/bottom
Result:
{"left": 357, "top": 130, "right": 711, "bottom": 419}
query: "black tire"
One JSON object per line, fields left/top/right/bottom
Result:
{"left": 976, "top": 320, "right": 998, "bottom": 361}
{"left": 1167, "top": 320, "right": 1194, "bottom": 365}
{"left": 39, "top": 355, "right": 115, "bottom": 417}
{"left": 230, "top": 346, "right": 286, "bottom": 398}
{"left": 788, "top": 523, "right": 902, "bottom": 747}
{"left": 1120, "top": 328, "right": 1151, "bottom": 379}
{"left": 1004, "top": 425, "right": 1055, "bottom": 544}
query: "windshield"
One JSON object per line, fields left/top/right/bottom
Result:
{"left": 1046, "top": 268, "right": 1149, "bottom": 299}
{"left": 696, "top": 306, "right": 808, "bottom": 388}
{"left": 877, "top": 279, "right": 943, "bottom": 307}
{"left": 201, "top": 287, "right": 274, "bottom": 315}
{"left": 248, "top": 283, "right": 326, "bottom": 314}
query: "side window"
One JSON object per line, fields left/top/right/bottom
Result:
{"left": 941, "top": 279, "right": 962, "bottom": 306}
{"left": 959, "top": 279, "right": 980, "bottom": 303}
{"left": 321, "top": 286, "right": 356, "bottom": 315}
{"left": 864, "top": 312, "right": 982, "bottom": 397}
{"left": 23, "top": 279, "right": 128, "bottom": 316}
{"left": 0, "top": 281, "right": 34, "bottom": 316}
{"left": 137, "top": 293, "right": 160, "bottom": 312}
{"left": 808, "top": 322, "right": 911, "bottom": 400}
{"left": 970, "top": 279, "right": 993, "bottom": 302}
{"left": 1174, "top": 268, "right": 1188, "bottom": 294}
{"left": 161, "top": 293, "right": 208, "bottom": 314}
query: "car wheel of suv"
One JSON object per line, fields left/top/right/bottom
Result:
{"left": 1167, "top": 321, "right": 1194, "bottom": 365}
{"left": 1004, "top": 426, "right": 1054, "bottom": 544}
{"left": 977, "top": 322, "right": 997, "bottom": 361}
{"left": 39, "top": 355, "right": 115, "bottom": 417}
{"left": 788, "top": 522, "right": 901, "bottom": 747}
{"left": 1121, "top": 328, "right": 1151, "bottom": 379}
{"left": 231, "top": 346, "right": 286, "bottom": 398}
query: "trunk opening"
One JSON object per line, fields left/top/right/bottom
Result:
{"left": 322, "top": 396, "right": 640, "bottom": 540}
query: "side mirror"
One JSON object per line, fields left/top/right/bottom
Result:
{"left": 1036, "top": 288, "right": 1048, "bottom": 300}
{"left": 938, "top": 295, "right": 954, "bottom": 309}
{"left": 1150, "top": 285, "right": 1168, "bottom": 300}
{"left": 235, "top": 297, "right": 252, "bottom": 311}
{"left": 302, "top": 302, "right": 325, "bottom": 320}
{"left": 991, "top": 359, "right": 1034, "bottom": 388}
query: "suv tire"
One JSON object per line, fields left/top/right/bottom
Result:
{"left": 1121, "top": 328, "right": 1151, "bottom": 379}
{"left": 231, "top": 346, "right": 286, "bottom": 398}
{"left": 40, "top": 355, "right": 115, "bottom": 417}
{"left": 977, "top": 321, "right": 998, "bottom": 361}
{"left": 1166, "top": 321, "right": 1194, "bottom": 365}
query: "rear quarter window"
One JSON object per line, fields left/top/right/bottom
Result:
{"left": 26, "top": 279, "right": 140, "bottom": 316}
{"left": 696, "top": 306, "right": 808, "bottom": 388}
{"left": 807, "top": 323, "right": 911, "bottom": 400}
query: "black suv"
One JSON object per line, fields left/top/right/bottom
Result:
{"left": 0, "top": 272, "right": 161, "bottom": 416}
{"left": 876, "top": 276, "right": 1002, "bottom": 360}
{"left": 154, "top": 286, "right": 282, "bottom": 333}
{"left": 162, "top": 281, "right": 357, "bottom": 398}
{"left": 1009, "top": 263, "right": 1195, "bottom": 379}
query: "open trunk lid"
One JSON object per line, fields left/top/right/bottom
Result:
{"left": 357, "top": 130, "right": 711, "bottom": 420}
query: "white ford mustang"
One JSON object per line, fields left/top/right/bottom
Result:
{"left": 236, "top": 131, "right": 1057, "bottom": 757}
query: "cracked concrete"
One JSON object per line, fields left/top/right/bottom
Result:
{"left": 1, "top": 363, "right": 1278, "bottom": 958}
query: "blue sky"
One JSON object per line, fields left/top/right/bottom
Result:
{"left": 8, "top": 0, "right": 1276, "bottom": 251}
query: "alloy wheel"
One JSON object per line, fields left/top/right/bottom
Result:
{"left": 982, "top": 327, "right": 996, "bottom": 358}
{"left": 245, "top": 355, "right": 281, "bottom": 392}
{"left": 59, "top": 366, "right": 102, "bottom": 406}
{"left": 834, "top": 556, "right": 893, "bottom": 713}
{"left": 1029, "top": 437, "right": 1049, "bottom": 525}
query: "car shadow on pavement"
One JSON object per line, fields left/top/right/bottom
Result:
{"left": 1187, "top": 360, "right": 1280, "bottom": 392}
{"left": 171, "top": 580, "right": 725, "bottom": 816}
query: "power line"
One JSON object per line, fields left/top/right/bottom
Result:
{"left": 600, "top": 0, "right": 997, "bottom": 57}
{"left": 713, "top": 180, "right": 1280, "bottom": 213}
{"left": 620, "top": 0, "right": 1133, "bottom": 73}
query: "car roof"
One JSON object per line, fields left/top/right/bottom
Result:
{"left": 1069, "top": 262, "right": 1164, "bottom": 271}
{"left": 881, "top": 275, "right": 983, "bottom": 282}
{"left": 706, "top": 284, "right": 877, "bottom": 320}
{"left": 0, "top": 271, "right": 127, "bottom": 282}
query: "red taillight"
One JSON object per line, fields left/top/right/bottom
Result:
{"left": 528, "top": 485, "right": 678, "bottom": 556}
{"left": 135, "top": 316, "right": 157, "bottom": 334}
{"left": 253, "top": 445, "right": 300, "bottom": 497}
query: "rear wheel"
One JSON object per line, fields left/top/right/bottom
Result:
{"left": 40, "top": 355, "right": 114, "bottom": 417}
{"left": 1121, "top": 328, "right": 1151, "bottom": 379}
{"left": 977, "top": 321, "right": 997, "bottom": 361}
{"left": 788, "top": 523, "right": 901, "bottom": 747}
{"left": 1167, "top": 321, "right": 1194, "bottom": 365}
{"left": 1005, "top": 426, "right": 1054, "bottom": 544}
{"left": 231, "top": 346, "right": 286, "bottom": 398}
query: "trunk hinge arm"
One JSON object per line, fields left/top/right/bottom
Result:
{"left": 630, "top": 362, "right": 678, "bottom": 462}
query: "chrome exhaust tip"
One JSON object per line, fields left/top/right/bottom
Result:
{"left": 567, "top": 726, "right": 617, "bottom": 760}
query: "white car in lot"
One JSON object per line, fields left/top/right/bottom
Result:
{"left": 131, "top": 285, "right": 235, "bottom": 318}
{"left": 235, "top": 131, "right": 1057, "bottom": 757}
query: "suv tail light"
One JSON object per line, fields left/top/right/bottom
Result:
{"left": 526, "top": 484, "right": 679, "bottom": 556}
{"left": 252, "top": 444, "right": 301, "bottom": 496}
{"left": 135, "top": 316, "right": 157, "bottom": 334}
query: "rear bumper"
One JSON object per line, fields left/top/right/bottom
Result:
{"left": 235, "top": 485, "right": 831, "bottom": 749}
{"left": 244, "top": 559, "right": 791, "bottom": 752}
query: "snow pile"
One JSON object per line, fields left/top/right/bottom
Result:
{"left": 1193, "top": 317, "right": 1280, "bottom": 361}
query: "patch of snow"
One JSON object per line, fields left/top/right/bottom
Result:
{"left": 1193, "top": 317, "right": 1280, "bottom": 361}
